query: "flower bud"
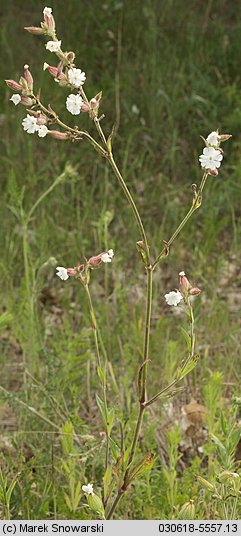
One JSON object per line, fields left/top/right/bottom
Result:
{"left": 24, "top": 65, "right": 33, "bottom": 91}
{"left": 178, "top": 500, "right": 195, "bottom": 520}
{"left": 36, "top": 116, "right": 48, "bottom": 125}
{"left": 44, "top": 63, "right": 67, "bottom": 85}
{"left": 44, "top": 64, "right": 58, "bottom": 77}
{"left": 94, "top": 91, "right": 102, "bottom": 104}
{"left": 43, "top": 13, "right": 55, "bottom": 32}
{"left": 90, "top": 98, "right": 98, "bottom": 109}
{"left": 197, "top": 476, "right": 215, "bottom": 492}
{"left": 48, "top": 130, "right": 68, "bottom": 140}
{"left": 208, "top": 168, "right": 219, "bottom": 176}
{"left": 179, "top": 271, "right": 191, "bottom": 292}
{"left": 219, "top": 134, "right": 232, "bottom": 142}
{"left": 189, "top": 287, "right": 201, "bottom": 296}
{"left": 19, "top": 76, "right": 29, "bottom": 92}
{"left": 88, "top": 254, "right": 102, "bottom": 268}
{"left": 66, "top": 268, "right": 76, "bottom": 277}
{"left": 81, "top": 103, "right": 91, "bottom": 113}
{"left": 5, "top": 79, "right": 23, "bottom": 91}
{"left": 24, "top": 26, "right": 46, "bottom": 35}
{"left": 21, "top": 96, "right": 34, "bottom": 106}
{"left": 87, "top": 493, "right": 105, "bottom": 518}
{"left": 66, "top": 51, "right": 75, "bottom": 63}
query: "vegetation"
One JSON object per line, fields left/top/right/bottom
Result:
{"left": 0, "top": 0, "right": 240, "bottom": 520}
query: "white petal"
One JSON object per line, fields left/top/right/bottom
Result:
{"left": 10, "top": 94, "right": 21, "bottom": 105}
{"left": 56, "top": 267, "right": 69, "bottom": 281}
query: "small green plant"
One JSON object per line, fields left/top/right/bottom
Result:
{"left": 0, "top": 468, "right": 17, "bottom": 520}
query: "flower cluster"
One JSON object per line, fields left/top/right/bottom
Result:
{"left": 56, "top": 249, "right": 114, "bottom": 282}
{"left": 6, "top": 5, "right": 102, "bottom": 131}
{"left": 22, "top": 114, "right": 48, "bottom": 137}
{"left": 198, "top": 131, "right": 231, "bottom": 175}
{"left": 165, "top": 271, "right": 201, "bottom": 307}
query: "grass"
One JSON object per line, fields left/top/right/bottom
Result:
{"left": 0, "top": 0, "right": 241, "bottom": 520}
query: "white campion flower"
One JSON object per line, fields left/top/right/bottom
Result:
{"left": 56, "top": 267, "right": 69, "bottom": 281}
{"left": 22, "top": 114, "right": 39, "bottom": 134}
{"left": 10, "top": 94, "right": 21, "bottom": 105}
{"left": 45, "top": 40, "right": 61, "bottom": 52}
{"left": 199, "top": 147, "right": 223, "bottom": 171}
{"left": 43, "top": 7, "right": 52, "bottom": 17}
{"left": 101, "top": 249, "right": 114, "bottom": 263}
{"left": 68, "top": 68, "right": 86, "bottom": 87}
{"left": 206, "top": 131, "right": 219, "bottom": 147}
{"left": 82, "top": 483, "right": 94, "bottom": 495}
{"left": 37, "top": 125, "right": 48, "bottom": 138}
{"left": 66, "top": 94, "right": 83, "bottom": 115}
{"left": 131, "top": 104, "right": 140, "bottom": 115}
{"left": 165, "top": 290, "right": 183, "bottom": 306}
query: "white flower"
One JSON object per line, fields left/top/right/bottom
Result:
{"left": 131, "top": 104, "right": 140, "bottom": 115}
{"left": 43, "top": 62, "right": 49, "bottom": 71}
{"left": 46, "top": 40, "right": 61, "bottom": 52}
{"left": 179, "top": 271, "right": 185, "bottom": 276}
{"left": 101, "top": 249, "right": 114, "bottom": 263}
{"left": 68, "top": 68, "right": 86, "bottom": 87}
{"left": 10, "top": 94, "right": 21, "bottom": 105}
{"left": 206, "top": 131, "right": 219, "bottom": 147}
{"left": 43, "top": 7, "right": 52, "bottom": 17}
{"left": 199, "top": 147, "right": 223, "bottom": 171}
{"left": 38, "top": 125, "right": 48, "bottom": 138}
{"left": 165, "top": 290, "right": 183, "bottom": 306}
{"left": 66, "top": 94, "right": 83, "bottom": 115}
{"left": 82, "top": 483, "right": 94, "bottom": 495}
{"left": 22, "top": 114, "right": 39, "bottom": 134}
{"left": 56, "top": 266, "right": 69, "bottom": 281}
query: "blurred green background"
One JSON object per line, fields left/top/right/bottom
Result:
{"left": 0, "top": 0, "right": 240, "bottom": 520}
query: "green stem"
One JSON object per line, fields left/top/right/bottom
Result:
{"left": 22, "top": 222, "right": 31, "bottom": 306}
{"left": 89, "top": 113, "right": 150, "bottom": 265}
{"left": 107, "top": 152, "right": 150, "bottom": 264}
{"left": 152, "top": 172, "right": 208, "bottom": 270}
{"left": 22, "top": 221, "right": 34, "bottom": 381}
{"left": 28, "top": 175, "right": 63, "bottom": 221}
{"left": 33, "top": 96, "right": 107, "bottom": 157}
{"left": 187, "top": 298, "right": 195, "bottom": 356}
{"left": 106, "top": 489, "right": 124, "bottom": 520}
{"left": 144, "top": 296, "right": 197, "bottom": 408}
{"left": 106, "top": 267, "right": 153, "bottom": 518}
{"left": 88, "top": 115, "right": 153, "bottom": 517}
{"left": 140, "top": 268, "right": 153, "bottom": 403}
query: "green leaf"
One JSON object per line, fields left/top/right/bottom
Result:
{"left": 180, "top": 327, "right": 192, "bottom": 352}
{"left": 103, "top": 465, "right": 112, "bottom": 502}
{"left": 0, "top": 312, "right": 13, "bottom": 330}
{"left": 107, "top": 407, "right": 115, "bottom": 435}
{"left": 64, "top": 493, "right": 73, "bottom": 512}
{"left": 6, "top": 478, "right": 17, "bottom": 504}
{"left": 109, "top": 437, "right": 120, "bottom": 461}
{"left": 229, "top": 428, "right": 241, "bottom": 451}
{"left": 210, "top": 433, "right": 226, "bottom": 452}
{"left": 129, "top": 453, "right": 156, "bottom": 483}
{"left": 61, "top": 422, "right": 74, "bottom": 455}
{"left": 178, "top": 355, "right": 199, "bottom": 380}
{"left": 96, "top": 395, "right": 107, "bottom": 427}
